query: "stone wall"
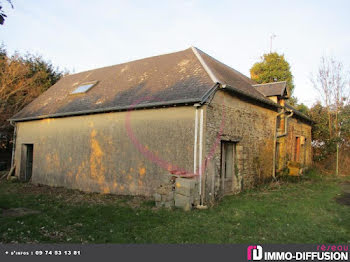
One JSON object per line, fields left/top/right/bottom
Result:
{"left": 277, "top": 117, "right": 312, "bottom": 172}
{"left": 202, "top": 91, "right": 313, "bottom": 204}
{"left": 204, "top": 90, "right": 278, "bottom": 203}
{"left": 154, "top": 174, "right": 199, "bottom": 211}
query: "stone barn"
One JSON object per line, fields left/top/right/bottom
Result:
{"left": 10, "top": 47, "right": 312, "bottom": 208}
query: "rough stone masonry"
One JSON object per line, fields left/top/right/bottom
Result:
{"left": 154, "top": 174, "right": 199, "bottom": 211}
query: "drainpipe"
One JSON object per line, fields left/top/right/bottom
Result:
{"left": 272, "top": 110, "right": 284, "bottom": 179}
{"left": 198, "top": 107, "right": 205, "bottom": 207}
{"left": 193, "top": 103, "right": 208, "bottom": 209}
{"left": 277, "top": 109, "right": 293, "bottom": 138}
{"left": 193, "top": 104, "right": 199, "bottom": 175}
{"left": 272, "top": 108, "right": 293, "bottom": 178}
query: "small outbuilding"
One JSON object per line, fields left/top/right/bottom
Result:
{"left": 10, "top": 47, "right": 312, "bottom": 207}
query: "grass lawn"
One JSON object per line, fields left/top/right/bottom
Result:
{"left": 0, "top": 169, "right": 349, "bottom": 244}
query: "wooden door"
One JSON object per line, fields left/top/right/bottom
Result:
{"left": 20, "top": 144, "right": 34, "bottom": 182}
{"left": 294, "top": 137, "right": 300, "bottom": 162}
{"left": 221, "top": 142, "right": 236, "bottom": 195}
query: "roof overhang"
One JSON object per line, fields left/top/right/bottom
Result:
{"left": 9, "top": 98, "right": 202, "bottom": 122}
{"left": 285, "top": 104, "right": 313, "bottom": 124}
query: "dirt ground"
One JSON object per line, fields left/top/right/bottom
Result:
{"left": 0, "top": 179, "right": 152, "bottom": 208}
{"left": 1, "top": 207, "right": 41, "bottom": 217}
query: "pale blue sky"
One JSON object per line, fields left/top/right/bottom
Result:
{"left": 1, "top": 0, "right": 350, "bottom": 106}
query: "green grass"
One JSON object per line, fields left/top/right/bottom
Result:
{"left": 0, "top": 170, "right": 349, "bottom": 243}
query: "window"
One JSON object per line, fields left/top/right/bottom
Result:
{"left": 71, "top": 82, "right": 97, "bottom": 94}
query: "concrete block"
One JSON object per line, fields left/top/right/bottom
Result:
{"left": 175, "top": 178, "right": 196, "bottom": 197}
{"left": 155, "top": 201, "right": 163, "bottom": 208}
{"left": 163, "top": 201, "right": 174, "bottom": 208}
{"left": 174, "top": 193, "right": 192, "bottom": 211}
{"left": 162, "top": 191, "right": 174, "bottom": 202}
{"left": 175, "top": 185, "right": 191, "bottom": 197}
{"left": 153, "top": 193, "right": 161, "bottom": 202}
{"left": 176, "top": 177, "right": 196, "bottom": 188}
{"left": 157, "top": 185, "right": 173, "bottom": 195}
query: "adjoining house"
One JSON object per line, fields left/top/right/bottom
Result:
{"left": 9, "top": 47, "right": 312, "bottom": 207}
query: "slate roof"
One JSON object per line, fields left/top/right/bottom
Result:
{"left": 11, "top": 47, "right": 279, "bottom": 122}
{"left": 195, "top": 49, "right": 266, "bottom": 99}
{"left": 253, "top": 81, "right": 288, "bottom": 97}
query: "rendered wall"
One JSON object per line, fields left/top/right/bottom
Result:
{"left": 14, "top": 107, "right": 196, "bottom": 196}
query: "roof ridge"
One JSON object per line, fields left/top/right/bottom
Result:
{"left": 191, "top": 46, "right": 219, "bottom": 84}
{"left": 193, "top": 47, "right": 255, "bottom": 84}
{"left": 66, "top": 48, "right": 193, "bottom": 78}
{"left": 252, "top": 81, "right": 287, "bottom": 86}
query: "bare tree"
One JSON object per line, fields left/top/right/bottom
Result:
{"left": 0, "top": 0, "right": 13, "bottom": 25}
{"left": 311, "top": 56, "right": 350, "bottom": 175}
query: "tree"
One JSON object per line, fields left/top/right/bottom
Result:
{"left": 295, "top": 103, "right": 310, "bottom": 116}
{"left": 250, "top": 52, "right": 295, "bottom": 96}
{"left": 0, "top": 45, "right": 64, "bottom": 151}
{"left": 309, "top": 102, "right": 332, "bottom": 161}
{"left": 0, "top": 0, "right": 13, "bottom": 25}
{"left": 310, "top": 56, "right": 350, "bottom": 175}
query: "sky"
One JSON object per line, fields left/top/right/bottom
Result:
{"left": 1, "top": 0, "right": 350, "bottom": 107}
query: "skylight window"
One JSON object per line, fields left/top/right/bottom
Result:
{"left": 71, "top": 82, "right": 97, "bottom": 94}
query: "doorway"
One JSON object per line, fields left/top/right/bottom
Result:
{"left": 20, "top": 144, "right": 34, "bottom": 182}
{"left": 294, "top": 137, "right": 300, "bottom": 162}
{"left": 220, "top": 141, "right": 237, "bottom": 195}
{"left": 275, "top": 141, "right": 280, "bottom": 170}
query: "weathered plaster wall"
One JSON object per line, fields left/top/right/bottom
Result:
{"left": 204, "top": 91, "right": 277, "bottom": 202}
{"left": 14, "top": 107, "right": 196, "bottom": 196}
{"left": 14, "top": 91, "right": 312, "bottom": 203}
